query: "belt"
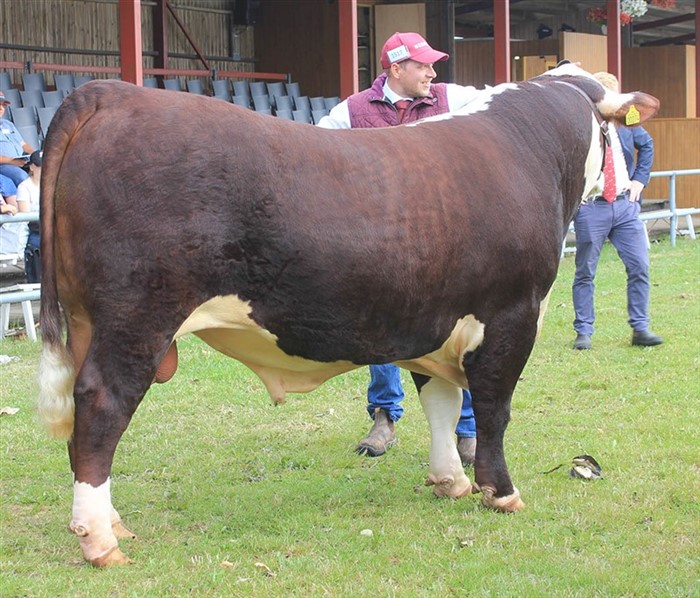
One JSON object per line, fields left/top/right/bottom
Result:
{"left": 592, "top": 190, "right": 630, "bottom": 203}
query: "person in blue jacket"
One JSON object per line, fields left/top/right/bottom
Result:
{"left": 572, "top": 71, "right": 663, "bottom": 350}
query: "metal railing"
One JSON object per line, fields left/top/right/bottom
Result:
{"left": 643, "top": 169, "right": 700, "bottom": 247}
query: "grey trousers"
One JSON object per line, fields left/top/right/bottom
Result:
{"left": 572, "top": 199, "right": 651, "bottom": 336}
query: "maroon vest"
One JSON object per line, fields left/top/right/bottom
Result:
{"left": 347, "top": 73, "right": 450, "bottom": 129}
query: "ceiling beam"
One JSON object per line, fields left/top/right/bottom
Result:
{"left": 633, "top": 12, "right": 695, "bottom": 31}
{"left": 640, "top": 32, "right": 696, "bottom": 45}
{"left": 455, "top": 0, "right": 527, "bottom": 16}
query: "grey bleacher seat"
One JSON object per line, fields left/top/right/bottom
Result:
{"left": 252, "top": 94, "right": 271, "bottom": 112}
{"left": 1, "top": 88, "right": 21, "bottom": 106}
{"left": 22, "top": 73, "right": 47, "bottom": 91}
{"left": 54, "top": 74, "right": 75, "bottom": 95}
{"left": 275, "top": 109, "right": 293, "bottom": 120}
{"left": 142, "top": 78, "right": 158, "bottom": 88}
{"left": 212, "top": 79, "right": 231, "bottom": 99}
{"left": 294, "top": 95, "right": 310, "bottom": 112}
{"left": 286, "top": 81, "right": 301, "bottom": 98}
{"left": 292, "top": 110, "right": 312, "bottom": 124}
{"left": 20, "top": 89, "right": 44, "bottom": 108}
{"left": 74, "top": 75, "right": 94, "bottom": 87}
{"left": 8, "top": 106, "right": 38, "bottom": 128}
{"left": 249, "top": 81, "right": 267, "bottom": 97}
{"left": 267, "top": 81, "right": 285, "bottom": 99}
{"left": 37, "top": 106, "right": 58, "bottom": 138}
{"left": 232, "top": 95, "right": 251, "bottom": 108}
{"left": 232, "top": 80, "right": 249, "bottom": 98}
{"left": 0, "top": 72, "right": 13, "bottom": 90}
{"left": 186, "top": 79, "right": 205, "bottom": 94}
{"left": 312, "top": 109, "right": 328, "bottom": 125}
{"left": 274, "top": 95, "right": 293, "bottom": 111}
{"left": 163, "top": 79, "right": 182, "bottom": 91}
{"left": 17, "top": 125, "right": 41, "bottom": 151}
{"left": 41, "top": 90, "right": 64, "bottom": 107}
{"left": 323, "top": 96, "right": 340, "bottom": 110}
{"left": 310, "top": 96, "right": 326, "bottom": 111}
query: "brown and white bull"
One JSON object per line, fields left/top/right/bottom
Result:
{"left": 37, "top": 63, "right": 658, "bottom": 565}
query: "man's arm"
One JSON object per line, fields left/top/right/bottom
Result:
{"left": 626, "top": 127, "right": 654, "bottom": 202}
{"left": 317, "top": 101, "right": 351, "bottom": 129}
{"left": 631, "top": 127, "right": 654, "bottom": 186}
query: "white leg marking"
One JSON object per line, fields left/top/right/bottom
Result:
{"left": 419, "top": 378, "right": 472, "bottom": 498}
{"left": 71, "top": 478, "right": 119, "bottom": 562}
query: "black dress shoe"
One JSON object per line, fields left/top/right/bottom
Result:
{"left": 632, "top": 330, "right": 663, "bottom": 347}
{"left": 573, "top": 333, "right": 592, "bottom": 350}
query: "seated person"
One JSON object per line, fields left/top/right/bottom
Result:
{"left": 0, "top": 91, "right": 35, "bottom": 186}
{"left": 17, "top": 151, "right": 42, "bottom": 283}
{"left": 0, "top": 174, "right": 18, "bottom": 214}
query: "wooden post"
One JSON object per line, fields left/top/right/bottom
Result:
{"left": 696, "top": 0, "right": 699, "bottom": 117}
{"left": 494, "top": 0, "right": 511, "bottom": 83}
{"left": 338, "top": 0, "right": 358, "bottom": 99}
{"left": 606, "top": 0, "right": 621, "bottom": 84}
{"left": 119, "top": 0, "right": 143, "bottom": 85}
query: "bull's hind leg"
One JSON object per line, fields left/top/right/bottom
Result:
{"left": 412, "top": 374, "right": 472, "bottom": 499}
{"left": 67, "top": 345, "right": 156, "bottom": 566}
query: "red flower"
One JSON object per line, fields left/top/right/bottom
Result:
{"left": 650, "top": 0, "right": 676, "bottom": 8}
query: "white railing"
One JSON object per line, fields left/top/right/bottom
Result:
{"left": 0, "top": 211, "right": 40, "bottom": 340}
{"left": 642, "top": 169, "right": 700, "bottom": 247}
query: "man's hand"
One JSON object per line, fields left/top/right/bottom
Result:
{"left": 629, "top": 180, "right": 645, "bottom": 203}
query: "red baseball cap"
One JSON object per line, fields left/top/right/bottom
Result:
{"left": 380, "top": 32, "right": 449, "bottom": 69}
{"left": 0, "top": 91, "right": 10, "bottom": 105}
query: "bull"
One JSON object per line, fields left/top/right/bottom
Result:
{"left": 36, "top": 63, "right": 659, "bottom": 565}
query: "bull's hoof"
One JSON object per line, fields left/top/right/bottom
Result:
{"left": 90, "top": 546, "right": 133, "bottom": 567}
{"left": 480, "top": 485, "right": 525, "bottom": 512}
{"left": 425, "top": 474, "right": 472, "bottom": 499}
{"left": 112, "top": 521, "right": 137, "bottom": 539}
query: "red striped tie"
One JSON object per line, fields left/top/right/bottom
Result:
{"left": 602, "top": 145, "right": 617, "bottom": 202}
{"left": 395, "top": 100, "right": 411, "bottom": 123}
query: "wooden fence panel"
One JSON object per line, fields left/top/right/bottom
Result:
{"left": 643, "top": 118, "right": 700, "bottom": 209}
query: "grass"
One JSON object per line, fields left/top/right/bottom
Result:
{"left": 0, "top": 238, "right": 698, "bottom": 597}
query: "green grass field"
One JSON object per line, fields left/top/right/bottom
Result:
{"left": 1, "top": 238, "right": 698, "bottom": 597}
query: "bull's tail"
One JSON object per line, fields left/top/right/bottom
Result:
{"left": 37, "top": 87, "right": 101, "bottom": 440}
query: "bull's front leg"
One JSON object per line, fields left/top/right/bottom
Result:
{"left": 465, "top": 312, "right": 533, "bottom": 513}
{"left": 412, "top": 374, "right": 472, "bottom": 499}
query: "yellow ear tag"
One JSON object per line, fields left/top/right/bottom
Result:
{"left": 625, "top": 104, "right": 641, "bottom": 126}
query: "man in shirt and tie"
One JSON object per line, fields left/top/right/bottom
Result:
{"left": 318, "top": 32, "right": 483, "bottom": 464}
{"left": 572, "top": 71, "right": 663, "bottom": 350}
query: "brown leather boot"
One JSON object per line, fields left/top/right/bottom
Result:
{"left": 457, "top": 436, "right": 476, "bottom": 467}
{"left": 355, "top": 408, "right": 396, "bottom": 456}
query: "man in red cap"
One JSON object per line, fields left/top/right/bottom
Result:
{"left": 319, "top": 31, "right": 480, "bottom": 129}
{"left": 318, "top": 32, "right": 483, "bottom": 464}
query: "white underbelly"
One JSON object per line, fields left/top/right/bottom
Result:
{"left": 175, "top": 295, "right": 485, "bottom": 402}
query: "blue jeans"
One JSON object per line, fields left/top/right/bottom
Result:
{"left": 367, "top": 364, "right": 476, "bottom": 438}
{"left": 573, "top": 199, "right": 650, "bottom": 335}
{"left": 0, "top": 164, "right": 28, "bottom": 187}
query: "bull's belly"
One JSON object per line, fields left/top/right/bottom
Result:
{"left": 174, "top": 295, "right": 485, "bottom": 403}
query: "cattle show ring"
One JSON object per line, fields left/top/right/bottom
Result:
{"left": 1, "top": 1, "right": 699, "bottom": 595}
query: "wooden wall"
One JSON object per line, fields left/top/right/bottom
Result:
{"left": 560, "top": 32, "right": 607, "bottom": 74}
{"left": 0, "top": 0, "right": 255, "bottom": 87}
{"left": 255, "top": 0, "right": 339, "bottom": 98}
{"left": 642, "top": 118, "right": 700, "bottom": 209}
{"left": 623, "top": 46, "right": 696, "bottom": 118}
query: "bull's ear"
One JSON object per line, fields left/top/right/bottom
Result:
{"left": 608, "top": 92, "right": 660, "bottom": 126}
